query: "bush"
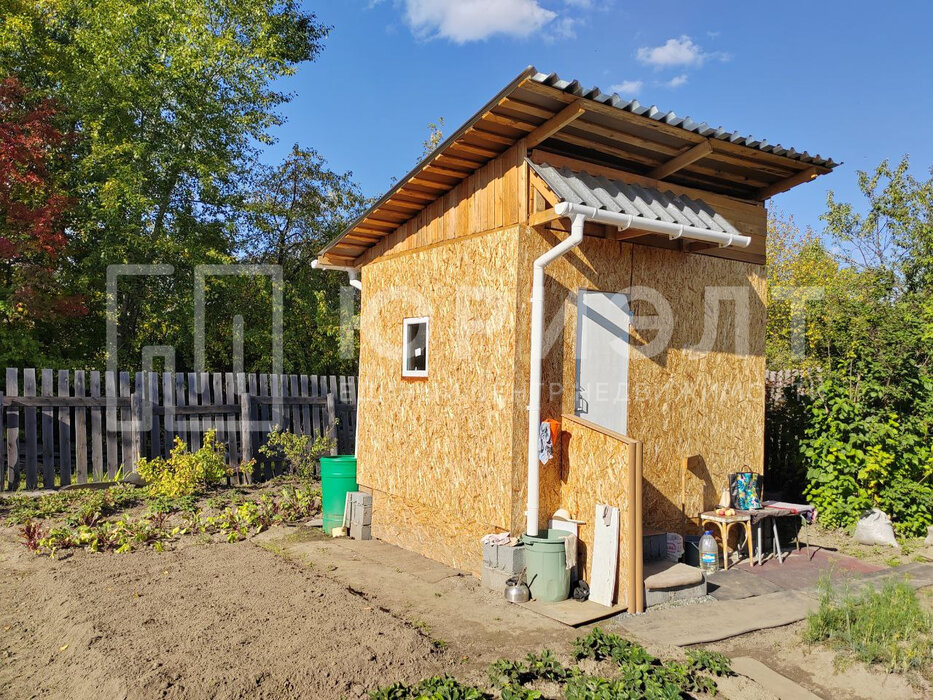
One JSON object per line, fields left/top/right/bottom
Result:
{"left": 259, "top": 425, "right": 335, "bottom": 479}
{"left": 803, "top": 575, "right": 933, "bottom": 673}
{"left": 137, "top": 431, "right": 234, "bottom": 498}
{"left": 801, "top": 375, "right": 933, "bottom": 537}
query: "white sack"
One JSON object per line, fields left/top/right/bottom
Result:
{"left": 853, "top": 508, "right": 900, "bottom": 548}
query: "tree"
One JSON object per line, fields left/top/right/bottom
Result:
{"left": 420, "top": 117, "right": 445, "bottom": 160}
{"left": 0, "top": 0, "right": 330, "bottom": 368}
{"left": 0, "top": 75, "right": 81, "bottom": 365}
{"left": 224, "top": 145, "right": 366, "bottom": 374}
{"left": 779, "top": 157, "right": 933, "bottom": 536}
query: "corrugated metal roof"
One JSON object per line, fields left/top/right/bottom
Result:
{"left": 530, "top": 71, "right": 839, "bottom": 169}
{"left": 529, "top": 160, "right": 742, "bottom": 236}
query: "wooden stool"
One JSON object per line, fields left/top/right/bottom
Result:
{"left": 700, "top": 512, "right": 754, "bottom": 570}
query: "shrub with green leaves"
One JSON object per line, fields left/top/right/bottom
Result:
{"left": 259, "top": 425, "right": 336, "bottom": 479}
{"left": 801, "top": 376, "right": 933, "bottom": 537}
{"left": 137, "top": 430, "right": 236, "bottom": 498}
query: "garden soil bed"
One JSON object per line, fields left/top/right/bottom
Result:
{"left": 0, "top": 530, "right": 456, "bottom": 699}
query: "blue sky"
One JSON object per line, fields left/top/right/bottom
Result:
{"left": 267, "top": 1, "right": 933, "bottom": 235}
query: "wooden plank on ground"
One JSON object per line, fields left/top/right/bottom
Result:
{"left": 90, "top": 372, "right": 103, "bottom": 481}
{"left": 41, "top": 369, "right": 54, "bottom": 487}
{"left": 590, "top": 504, "right": 620, "bottom": 607}
{"left": 23, "top": 369, "right": 38, "bottom": 490}
{"left": 74, "top": 371, "right": 87, "bottom": 484}
{"left": 57, "top": 370, "right": 71, "bottom": 486}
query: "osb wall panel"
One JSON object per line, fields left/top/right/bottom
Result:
{"left": 363, "top": 488, "right": 496, "bottom": 575}
{"left": 511, "top": 229, "right": 636, "bottom": 534}
{"left": 511, "top": 226, "right": 765, "bottom": 537}
{"left": 356, "top": 142, "right": 526, "bottom": 266}
{"left": 559, "top": 415, "right": 632, "bottom": 607}
{"left": 355, "top": 226, "right": 523, "bottom": 574}
{"left": 627, "top": 246, "right": 766, "bottom": 533}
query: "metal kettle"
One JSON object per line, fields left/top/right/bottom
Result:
{"left": 504, "top": 571, "right": 531, "bottom": 603}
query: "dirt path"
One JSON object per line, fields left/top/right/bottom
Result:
{"left": 0, "top": 529, "right": 455, "bottom": 699}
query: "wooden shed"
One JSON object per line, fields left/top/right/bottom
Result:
{"left": 315, "top": 67, "right": 838, "bottom": 611}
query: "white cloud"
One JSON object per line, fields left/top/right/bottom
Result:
{"left": 665, "top": 74, "right": 688, "bottom": 88}
{"left": 542, "top": 16, "right": 579, "bottom": 41}
{"left": 636, "top": 35, "right": 728, "bottom": 68}
{"left": 610, "top": 80, "right": 642, "bottom": 95}
{"left": 403, "top": 0, "right": 557, "bottom": 43}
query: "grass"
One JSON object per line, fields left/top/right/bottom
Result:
{"left": 803, "top": 574, "right": 933, "bottom": 674}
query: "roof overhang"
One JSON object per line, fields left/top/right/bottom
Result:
{"left": 319, "top": 67, "right": 839, "bottom": 265}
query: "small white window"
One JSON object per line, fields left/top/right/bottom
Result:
{"left": 402, "top": 317, "right": 429, "bottom": 378}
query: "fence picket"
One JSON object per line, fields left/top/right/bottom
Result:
{"left": 90, "top": 372, "right": 103, "bottom": 480}
{"left": 119, "top": 372, "right": 131, "bottom": 472}
{"left": 187, "top": 373, "right": 201, "bottom": 451}
{"left": 105, "top": 371, "right": 118, "bottom": 479}
{"left": 23, "top": 369, "right": 38, "bottom": 490}
{"left": 224, "top": 372, "right": 238, "bottom": 468}
{"left": 148, "top": 372, "right": 161, "bottom": 459}
{"left": 57, "top": 371, "right": 72, "bottom": 487}
{"left": 6, "top": 369, "right": 19, "bottom": 489}
{"left": 41, "top": 369, "right": 54, "bottom": 487}
{"left": 74, "top": 371, "right": 88, "bottom": 484}
{"left": 1, "top": 368, "right": 357, "bottom": 488}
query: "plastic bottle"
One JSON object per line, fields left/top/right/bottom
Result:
{"left": 699, "top": 530, "right": 719, "bottom": 574}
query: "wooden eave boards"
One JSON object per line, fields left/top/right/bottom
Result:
{"left": 319, "top": 70, "right": 832, "bottom": 266}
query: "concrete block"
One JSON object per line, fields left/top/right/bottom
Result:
{"left": 482, "top": 543, "right": 498, "bottom": 569}
{"left": 644, "top": 579, "right": 707, "bottom": 608}
{"left": 482, "top": 565, "right": 513, "bottom": 593}
{"left": 349, "top": 523, "right": 371, "bottom": 541}
{"left": 496, "top": 544, "right": 524, "bottom": 573}
{"left": 347, "top": 492, "right": 373, "bottom": 526}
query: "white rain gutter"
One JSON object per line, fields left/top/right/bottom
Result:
{"left": 526, "top": 203, "right": 586, "bottom": 536}
{"left": 524, "top": 201, "right": 750, "bottom": 536}
{"left": 311, "top": 260, "right": 362, "bottom": 290}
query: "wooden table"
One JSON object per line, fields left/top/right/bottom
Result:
{"left": 700, "top": 511, "right": 754, "bottom": 570}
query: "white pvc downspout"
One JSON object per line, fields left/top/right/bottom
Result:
{"left": 526, "top": 203, "right": 586, "bottom": 535}
{"left": 311, "top": 259, "right": 362, "bottom": 290}
{"left": 524, "top": 201, "right": 751, "bottom": 536}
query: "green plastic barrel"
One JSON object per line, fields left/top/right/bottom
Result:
{"left": 520, "top": 528, "right": 571, "bottom": 602}
{"left": 320, "top": 455, "right": 358, "bottom": 533}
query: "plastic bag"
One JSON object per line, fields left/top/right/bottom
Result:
{"left": 853, "top": 508, "right": 900, "bottom": 548}
{"left": 666, "top": 532, "right": 684, "bottom": 562}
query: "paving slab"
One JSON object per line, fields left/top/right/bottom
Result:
{"left": 730, "top": 657, "right": 822, "bottom": 700}
{"left": 615, "top": 590, "right": 819, "bottom": 646}
{"left": 520, "top": 598, "right": 628, "bottom": 627}
{"left": 706, "top": 568, "right": 782, "bottom": 601}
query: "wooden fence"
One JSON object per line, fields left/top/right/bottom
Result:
{"left": 1, "top": 369, "right": 357, "bottom": 491}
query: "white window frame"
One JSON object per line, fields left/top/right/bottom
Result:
{"left": 402, "top": 316, "right": 430, "bottom": 378}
